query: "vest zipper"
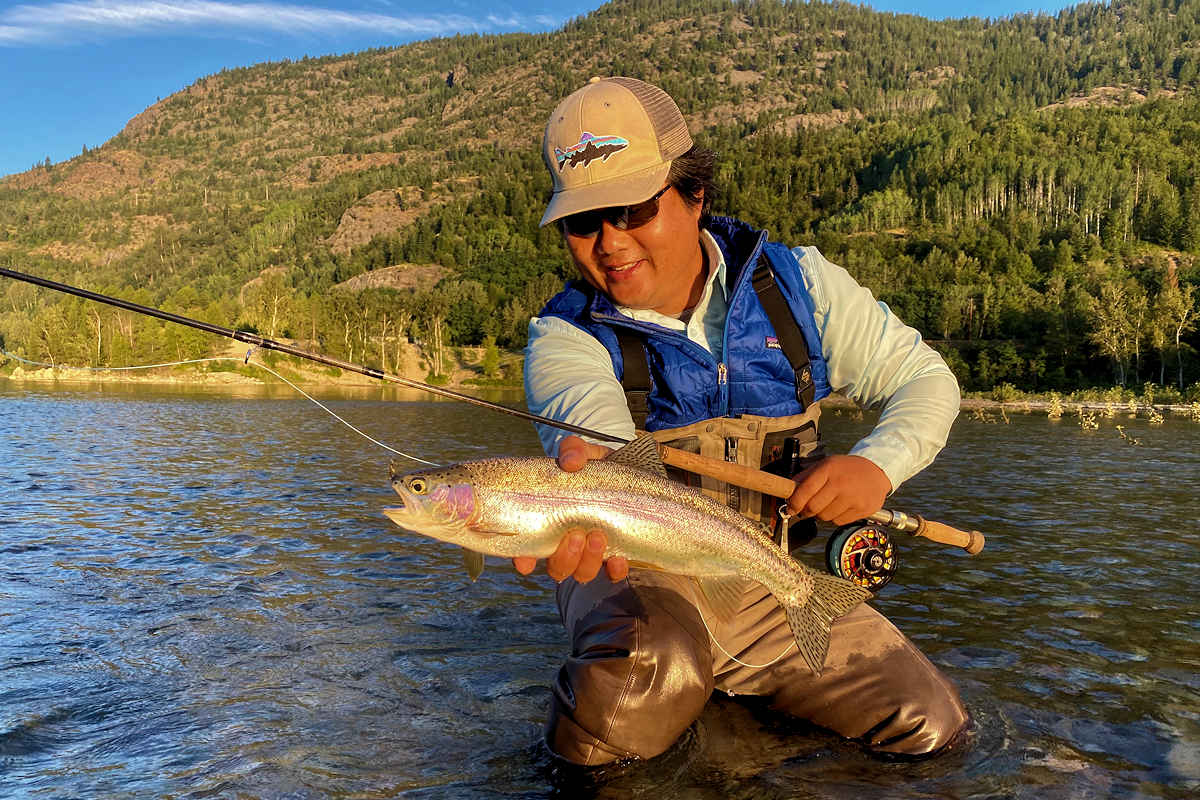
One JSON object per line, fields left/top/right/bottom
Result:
{"left": 718, "top": 233, "right": 768, "bottom": 418}
{"left": 717, "top": 362, "right": 729, "bottom": 416}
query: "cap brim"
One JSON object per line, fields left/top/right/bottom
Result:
{"left": 539, "top": 162, "right": 671, "bottom": 227}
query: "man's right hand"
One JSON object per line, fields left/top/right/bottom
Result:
{"left": 512, "top": 436, "right": 629, "bottom": 583}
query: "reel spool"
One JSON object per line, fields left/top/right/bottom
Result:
{"left": 825, "top": 521, "right": 897, "bottom": 590}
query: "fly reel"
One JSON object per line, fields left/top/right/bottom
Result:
{"left": 825, "top": 521, "right": 897, "bottom": 590}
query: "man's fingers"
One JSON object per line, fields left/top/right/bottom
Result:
{"left": 545, "top": 530, "right": 585, "bottom": 582}
{"left": 557, "top": 436, "right": 614, "bottom": 472}
{"left": 831, "top": 507, "right": 867, "bottom": 527}
{"left": 817, "top": 496, "right": 855, "bottom": 525}
{"left": 557, "top": 437, "right": 590, "bottom": 472}
{"left": 605, "top": 556, "right": 629, "bottom": 582}
{"left": 572, "top": 531, "right": 606, "bottom": 583}
{"left": 802, "top": 483, "right": 841, "bottom": 519}
{"left": 515, "top": 519, "right": 620, "bottom": 584}
{"left": 787, "top": 466, "right": 828, "bottom": 518}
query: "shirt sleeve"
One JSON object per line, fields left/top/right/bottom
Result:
{"left": 523, "top": 316, "right": 637, "bottom": 457}
{"left": 793, "top": 246, "right": 960, "bottom": 492}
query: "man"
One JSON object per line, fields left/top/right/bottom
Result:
{"left": 516, "top": 76, "right": 968, "bottom": 767}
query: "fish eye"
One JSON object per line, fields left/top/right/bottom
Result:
{"left": 408, "top": 477, "right": 428, "bottom": 494}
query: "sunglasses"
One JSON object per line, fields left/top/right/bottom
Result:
{"left": 560, "top": 185, "right": 671, "bottom": 237}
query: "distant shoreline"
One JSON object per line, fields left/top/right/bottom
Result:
{"left": 0, "top": 344, "right": 523, "bottom": 393}
{"left": 4, "top": 363, "right": 1196, "bottom": 418}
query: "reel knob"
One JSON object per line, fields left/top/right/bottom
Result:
{"left": 824, "top": 521, "right": 897, "bottom": 590}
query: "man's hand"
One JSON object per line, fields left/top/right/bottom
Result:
{"left": 787, "top": 454, "right": 891, "bottom": 526}
{"left": 512, "top": 436, "right": 629, "bottom": 583}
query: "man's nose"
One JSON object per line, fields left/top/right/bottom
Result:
{"left": 594, "top": 219, "right": 632, "bottom": 253}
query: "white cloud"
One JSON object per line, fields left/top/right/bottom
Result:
{"left": 0, "top": 0, "right": 555, "bottom": 45}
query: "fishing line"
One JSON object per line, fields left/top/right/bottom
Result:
{"left": 0, "top": 267, "right": 628, "bottom": 446}
{"left": 1, "top": 349, "right": 439, "bottom": 466}
{"left": 687, "top": 583, "right": 796, "bottom": 671}
{"left": 247, "top": 354, "right": 439, "bottom": 466}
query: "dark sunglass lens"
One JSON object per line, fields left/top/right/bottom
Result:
{"left": 562, "top": 210, "right": 604, "bottom": 236}
{"left": 624, "top": 197, "right": 659, "bottom": 228}
{"left": 562, "top": 187, "right": 666, "bottom": 236}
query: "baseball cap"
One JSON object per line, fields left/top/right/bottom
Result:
{"left": 540, "top": 76, "right": 693, "bottom": 227}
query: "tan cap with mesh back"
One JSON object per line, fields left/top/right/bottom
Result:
{"left": 540, "top": 77, "right": 693, "bottom": 227}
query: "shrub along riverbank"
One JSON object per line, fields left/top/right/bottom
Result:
{"left": 6, "top": 348, "right": 1198, "bottom": 429}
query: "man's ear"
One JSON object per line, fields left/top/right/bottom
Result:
{"left": 689, "top": 187, "right": 705, "bottom": 225}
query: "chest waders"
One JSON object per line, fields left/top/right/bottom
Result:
{"left": 551, "top": 268, "right": 969, "bottom": 768}
{"left": 543, "top": 229, "right": 969, "bottom": 768}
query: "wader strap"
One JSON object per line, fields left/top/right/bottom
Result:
{"left": 615, "top": 327, "right": 651, "bottom": 430}
{"left": 751, "top": 253, "right": 815, "bottom": 409}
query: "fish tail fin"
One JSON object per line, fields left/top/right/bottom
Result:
{"left": 783, "top": 573, "right": 872, "bottom": 676}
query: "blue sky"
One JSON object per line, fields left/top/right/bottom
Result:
{"left": 1, "top": 0, "right": 1080, "bottom": 179}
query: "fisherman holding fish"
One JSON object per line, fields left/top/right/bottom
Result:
{"left": 519, "top": 77, "right": 969, "bottom": 766}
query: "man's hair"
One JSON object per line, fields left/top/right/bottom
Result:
{"left": 667, "top": 145, "right": 718, "bottom": 224}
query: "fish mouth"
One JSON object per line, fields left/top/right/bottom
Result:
{"left": 382, "top": 505, "right": 410, "bottom": 525}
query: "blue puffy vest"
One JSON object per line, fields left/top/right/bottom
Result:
{"left": 538, "top": 216, "right": 831, "bottom": 432}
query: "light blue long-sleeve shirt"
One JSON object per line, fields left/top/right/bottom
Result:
{"left": 524, "top": 231, "right": 959, "bottom": 492}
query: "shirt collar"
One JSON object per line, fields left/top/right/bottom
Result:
{"left": 615, "top": 229, "right": 728, "bottom": 328}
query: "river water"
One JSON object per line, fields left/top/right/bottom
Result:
{"left": 1, "top": 381, "right": 1196, "bottom": 799}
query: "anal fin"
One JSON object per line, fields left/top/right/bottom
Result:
{"left": 694, "top": 576, "right": 749, "bottom": 624}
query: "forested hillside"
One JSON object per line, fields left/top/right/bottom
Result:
{"left": 1, "top": 0, "right": 1197, "bottom": 394}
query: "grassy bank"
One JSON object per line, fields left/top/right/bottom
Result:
{"left": 5, "top": 350, "right": 1199, "bottom": 426}
{"left": 0, "top": 342, "right": 525, "bottom": 392}
{"left": 959, "top": 383, "right": 1200, "bottom": 429}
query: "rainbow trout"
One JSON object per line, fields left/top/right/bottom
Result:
{"left": 383, "top": 436, "right": 871, "bottom": 674}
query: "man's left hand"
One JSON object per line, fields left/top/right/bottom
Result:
{"left": 787, "top": 454, "right": 891, "bottom": 526}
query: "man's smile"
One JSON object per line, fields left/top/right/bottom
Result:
{"left": 603, "top": 259, "right": 643, "bottom": 278}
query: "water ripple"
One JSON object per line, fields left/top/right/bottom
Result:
{"left": 1, "top": 386, "right": 1197, "bottom": 797}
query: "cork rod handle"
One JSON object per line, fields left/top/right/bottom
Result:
{"left": 656, "top": 444, "right": 985, "bottom": 555}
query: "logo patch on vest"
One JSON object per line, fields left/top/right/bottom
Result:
{"left": 555, "top": 132, "right": 630, "bottom": 171}
{"left": 765, "top": 336, "right": 782, "bottom": 350}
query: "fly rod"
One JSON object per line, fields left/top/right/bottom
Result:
{"left": 0, "top": 266, "right": 619, "bottom": 443}
{"left": 0, "top": 266, "right": 983, "bottom": 554}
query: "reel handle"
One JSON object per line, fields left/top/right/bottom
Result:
{"left": 657, "top": 444, "right": 985, "bottom": 555}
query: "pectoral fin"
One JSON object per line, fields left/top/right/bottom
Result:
{"left": 463, "top": 548, "right": 485, "bottom": 582}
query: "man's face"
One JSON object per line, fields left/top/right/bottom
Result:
{"left": 562, "top": 186, "right": 706, "bottom": 316}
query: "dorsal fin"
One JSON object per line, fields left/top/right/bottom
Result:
{"left": 604, "top": 434, "right": 667, "bottom": 478}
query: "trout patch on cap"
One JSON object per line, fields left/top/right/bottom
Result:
{"left": 555, "top": 132, "right": 630, "bottom": 171}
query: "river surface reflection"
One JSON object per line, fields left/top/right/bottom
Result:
{"left": 1, "top": 381, "right": 1196, "bottom": 798}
